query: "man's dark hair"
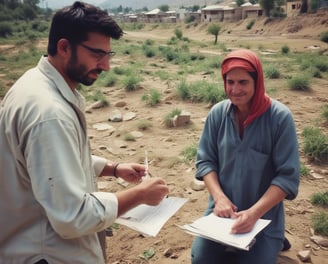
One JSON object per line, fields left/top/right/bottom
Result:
{"left": 47, "top": 1, "right": 123, "bottom": 56}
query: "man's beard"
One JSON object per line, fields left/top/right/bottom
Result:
{"left": 66, "top": 51, "right": 102, "bottom": 86}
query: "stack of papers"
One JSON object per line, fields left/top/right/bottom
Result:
{"left": 180, "top": 213, "right": 271, "bottom": 251}
{"left": 115, "top": 196, "right": 188, "bottom": 237}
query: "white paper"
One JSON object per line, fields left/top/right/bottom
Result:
{"left": 180, "top": 213, "right": 271, "bottom": 251}
{"left": 115, "top": 196, "right": 188, "bottom": 237}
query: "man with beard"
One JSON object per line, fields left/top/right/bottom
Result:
{"left": 0, "top": 2, "right": 169, "bottom": 264}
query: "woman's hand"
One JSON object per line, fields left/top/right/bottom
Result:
{"left": 213, "top": 193, "right": 238, "bottom": 218}
{"left": 230, "top": 209, "right": 258, "bottom": 234}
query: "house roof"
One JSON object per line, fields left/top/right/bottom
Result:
{"left": 146, "top": 8, "right": 162, "bottom": 15}
{"left": 202, "top": 5, "right": 233, "bottom": 11}
{"left": 241, "top": 2, "right": 253, "bottom": 7}
{"left": 202, "top": 5, "right": 225, "bottom": 11}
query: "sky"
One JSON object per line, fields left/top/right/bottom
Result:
{"left": 43, "top": 0, "right": 103, "bottom": 9}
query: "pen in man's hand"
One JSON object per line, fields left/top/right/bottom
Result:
{"left": 144, "top": 150, "right": 150, "bottom": 179}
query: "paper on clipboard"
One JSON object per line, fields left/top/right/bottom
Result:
{"left": 115, "top": 196, "right": 188, "bottom": 237}
{"left": 179, "top": 213, "right": 271, "bottom": 251}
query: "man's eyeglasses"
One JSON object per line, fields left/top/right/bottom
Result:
{"left": 79, "top": 43, "right": 115, "bottom": 60}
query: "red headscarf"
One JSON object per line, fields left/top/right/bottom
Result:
{"left": 221, "top": 49, "right": 271, "bottom": 127}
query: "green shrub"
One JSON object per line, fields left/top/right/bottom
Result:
{"left": 124, "top": 133, "right": 136, "bottom": 141}
{"left": 320, "top": 31, "right": 328, "bottom": 43}
{"left": 310, "top": 191, "right": 328, "bottom": 207}
{"left": 137, "top": 120, "right": 152, "bottom": 131}
{"left": 88, "top": 90, "right": 108, "bottom": 106}
{"left": 176, "top": 79, "right": 190, "bottom": 100}
{"left": 287, "top": 75, "right": 311, "bottom": 91}
{"left": 321, "top": 104, "right": 328, "bottom": 122}
{"left": 302, "top": 127, "right": 328, "bottom": 163}
{"left": 265, "top": 66, "right": 281, "bottom": 79}
{"left": 103, "top": 73, "right": 117, "bottom": 87}
{"left": 0, "top": 22, "right": 12, "bottom": 37}
{"left": 311, "top": 211, "right": 328, "bottom": 236}
{"left": 174, "top": 28, "right": 183, "bottom": 39}
{"left": 176, "top": 79, "right": 226, "bottom": 104}
{"left": 300, "top": 163, "right": 310, "bottom": 177}
{"left": 122, "top": 74, "right": 142, "bottom": 91}
{"left": 246, "top": 20, "right": 255, "bottom": 30}
{"left": 0, "top": 80, "right": 6, "bottom": 97}
{"left": 281, "top": 45, "right": 290, "bottom": 54}
{"left": 141, "top": 89, "right": 161, "bottom": 106}
{"left": 181, "top": 143, "right": 198, "bottom": 163}
{"left": 143, "top": 46, "right": 156, "bottom": 58}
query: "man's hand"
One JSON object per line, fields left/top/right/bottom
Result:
{"left": 116, "top": 163, "right": 145, "bottom": 183}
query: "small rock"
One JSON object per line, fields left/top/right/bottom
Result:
{"left": 297, "top": 250, "right": 311, "bottom": 262}
{"left": 85, "top": 100, "right": 106, "bottom": 112}
{"left": 130, "top": 131, "right": 144, "bottom": 138}
{"left": 190, "top": 178, "right": 205, "bottom": 191}
{"left": 123, "top": 111, "right": 136, "bottom": 121}
{"left": 92, "top": 123, "right": 115, "bottom": 132}
{"left": 163, "top": 247, "right": 174, "bottom": 257}
{"left": 311, "top": 235, "right": 328, "bottom": 247}
{"left": 114, "top": 101, "right": 127, "bottom": 107}
{"left": 311, "top": 172, "right": 324, "bottom": 179}
{"left": 108, "top": 109, "right": 122, "bottom": 122}
{"left": 172, "top": 111, "right": 191, "bottom": 127}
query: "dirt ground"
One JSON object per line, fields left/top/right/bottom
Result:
{"left": 89, "top": 13, "right": 328, "bottom": 264}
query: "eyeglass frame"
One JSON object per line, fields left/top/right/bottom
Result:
{"left": 78, "top": 43, "right": 115, "bottom": 60}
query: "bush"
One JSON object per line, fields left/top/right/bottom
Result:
{"left": 143, "top": 46, "right": 156, "bottom": 58}
{"left": 281, "top": 45, "right": 290, "bottom": 54}
{"left": 311, "top": 191, "right": 328, "bottom": 207}
{"left": 141, "top": 89, "right": 161, "bottom": 106}
{"left": 137, "top": 120, "right": 152, "bottom": 131}
{"left": 103, "top": 73, "right": 117, "bottom": 87}
{"left": 287, "top": 75, "right": 311, "bottom": 91}
{"left": 320, "top": 31, "right": 328, "bottom": 43}
{"left": 174, "top": 28, "right": 183, "bottom": 40}
{"left": 302, "top": 127, "right": 328, "bottom": 163}
{"left": 312, "top": 211, "right": 328, "bottom": 236}
{"left": 300, "top": 163, "right": 310, "bottom": 177}
{"left": 265, "top": 66, "right": 281, "bottom": 79}
{"left": 121, "top": 74, "right": 142, "bottom": 91}
{"left": 181, "top": 143, "right": 198, "bottom": 163}
{"left": 246, "top": 20, "right": 255, "bottom": 30}
{"left": 322, "top": 104, "right": 328, "bottom": 122}
{"left": 176, "top": 79, "right": 226, "bottom": 104}
{"left": 0, "top": 22, "right": 12, "bottom": 37}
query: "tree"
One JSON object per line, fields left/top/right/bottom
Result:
{"left": 158, "top": 4, "right": 169, "bottom": 12}
{"left": 207, "top": 23, "right": 221, "bottom": 45}
{"left": 259, "top": 0, "right": 275, "bottom": 17}
{"left": 192, "top": 5, "right": 200, "bottom": 12}
{"left": 300, "top": 0, "right": 308, "bottom": 13}
{"left": 236, "top": 0, "right": 245, "bottom": 6}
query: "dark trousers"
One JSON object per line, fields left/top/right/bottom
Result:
{"left": 34, "top": 260, "right": 48, "bottom": 264}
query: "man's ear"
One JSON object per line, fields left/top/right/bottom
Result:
{"left": 57, "top": 39, "right": 71, "bottom": 58}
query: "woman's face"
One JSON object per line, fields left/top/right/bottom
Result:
{"left": 225, "top": 67, "right": 255, "bottom": 110}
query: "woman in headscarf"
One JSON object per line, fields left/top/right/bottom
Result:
{"left": 191, "top": 49, "right": 300, "bottom": 264}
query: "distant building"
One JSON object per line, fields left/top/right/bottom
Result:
{"left": 184, "top": 10, "right": 202, "bottom": 23}
{"left": 242, "top": 3, "right": 263, "bottom": 19}
{"left": 143, "top": 8, "right": 165, "bottom": 23}
{"left": 201, "top": 5, "right": 237, "bottom": 22}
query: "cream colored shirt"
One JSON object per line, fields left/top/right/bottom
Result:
{"left": 0, "top": 56, "right": 118, "bottom": 264}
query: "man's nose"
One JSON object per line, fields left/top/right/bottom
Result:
{"left": 97, "top": 57, "right": 110, "bottom": 71}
